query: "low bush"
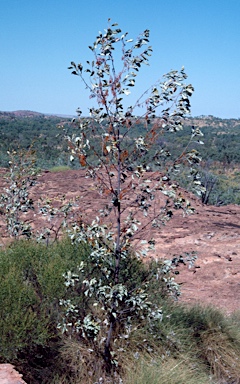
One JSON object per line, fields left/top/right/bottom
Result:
{"left": 1, "top": 238, "right": 240, "bottom": 383}
{"left": 0, "top": 238, "right": 90, "bottom": 382}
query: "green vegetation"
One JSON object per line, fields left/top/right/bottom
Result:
{"left": 0, "top": 113, "right": 240, "bottom": 204}
{"left": 171, "top": 116, "right": 240, "bottom": 205}
{"left": 0, "top": 238, "right": 90, "bottom": 382}
{"left": 0, "top": 239, "right": 240, "bottom": 383}
{"left": 49, "top": 165, "right": 71, "bottom": 172}
{"left": 0, "top": 112, "right": 73, "bottom": 169}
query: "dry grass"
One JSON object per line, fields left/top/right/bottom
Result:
{"left": 55, "top": 304, "right": 240, "bottom": 384}
{"left": 59, "top": 338, "right": 117, "bottom": 384}
{"left": 125, "top": 354, "right": 210, "bottom": 384}
{"left": 200, "top": 329, "right": 240, "bottom": 383}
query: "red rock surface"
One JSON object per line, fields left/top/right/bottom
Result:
{"left": 0, "top": 364, "right": 27, "bottom": 384}
{"left": 0, "top": 169, "right": 240, "bottom": 314}
{"left": 155, "top": 203, "right": 240, "bottom": 314}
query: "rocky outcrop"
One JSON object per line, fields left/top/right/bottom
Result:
{"left": 0, "top": 169, "right": 240, "bottom": 313}
{"left": 0, "top": 364, "right": 27, "bottom": 384}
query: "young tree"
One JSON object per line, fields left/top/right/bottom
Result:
{"left": 0, "top": 148, "right": 38, "bottom": 239}
{"left": 59, "top": 21, "right": 202, "bottom": 379}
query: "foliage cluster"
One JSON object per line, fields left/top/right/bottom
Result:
{"left": 0, "top": 149, "right": 38, "bottom": 238}
{"left": 1, "top": 239, "right": 240, "bottom": 383}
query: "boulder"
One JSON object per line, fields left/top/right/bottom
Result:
{"left": 0, "top": 364, "right": 27, "bottom": 384}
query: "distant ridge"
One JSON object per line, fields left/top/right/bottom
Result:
{"left": 0, "top": 110, "right": 75, "bottom": 119}
{"left": 0, "top": 110, "right": 45, "bottom": 117}
{"left": 0, "top": 110, "right": 239, "bottom": 122}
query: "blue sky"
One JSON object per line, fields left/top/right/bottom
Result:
{"left": 1, "top": 0, "right": 240, "bottom": 118}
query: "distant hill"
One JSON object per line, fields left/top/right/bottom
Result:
{"left": 0, "top": 110, "right": 75, "bottom": 119}
{"left": 1, "top": 110, "right": 239, "bottom": 126}
{"left": 186, "top": 115, "right": 240, "bottom": 130}
{"left": 0, "top": 110, "right": 239, "bottom": 205}
{"left": 0, "top": 110, "right": 44, "bottom": 118}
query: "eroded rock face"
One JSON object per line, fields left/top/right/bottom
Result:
{"left": 0, "top": 364, "right": 27, "bottom": 384}
{"left": 0, "top": 169, "right": 240, "bottom": 313}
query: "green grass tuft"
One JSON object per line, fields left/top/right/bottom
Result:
{"left": 49, "top": 165, "right": 71, "bottom": 172}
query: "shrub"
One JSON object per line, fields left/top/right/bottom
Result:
{"left": 0, "top": 238, "right": 90, "bottom": 383}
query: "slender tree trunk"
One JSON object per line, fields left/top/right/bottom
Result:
{"left": 104, "top": 317, "right": 114, "bottom": 372}
{"left": 104, "top": 128, "right": 122, "bottom": 371}
{"left": 114, "top": 133, "right": 121, "bottom": 285}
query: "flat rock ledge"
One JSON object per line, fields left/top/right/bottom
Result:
{"left": 0, "top": 364, "right": 27, "bottom": 384}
